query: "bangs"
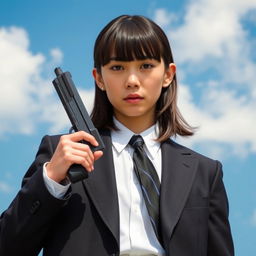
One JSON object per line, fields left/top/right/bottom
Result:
{"left": 94, "top": 15, "right": 169, "bottom": 70}
{"left": 102, "top": 29, "right": 162, "bottom": 64}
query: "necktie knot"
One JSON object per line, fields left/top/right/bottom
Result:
{"left": 129, "top": 135, "right": 144, "bottom": 149}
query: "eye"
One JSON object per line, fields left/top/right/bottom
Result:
{"left": 141, "top": 63, "right": 154, "bottom": 69}
{"left": 110, "top": 65, "right": 123, "bottom": 71}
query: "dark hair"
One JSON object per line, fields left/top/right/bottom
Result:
{"left": 91, "top": 15, "right": 194, "bottom": 141}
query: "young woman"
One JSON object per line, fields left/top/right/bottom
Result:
{"left": 0, "top": 15, "right": 234, "bottom": 256}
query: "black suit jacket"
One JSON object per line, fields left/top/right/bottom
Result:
{"left": 0, "top": 130, "right": 234, "bottom": 256}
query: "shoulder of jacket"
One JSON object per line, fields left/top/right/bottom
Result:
{"left": 167, "top": 138, "right": 220, "bottom": 166}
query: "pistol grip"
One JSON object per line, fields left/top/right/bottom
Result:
{"left": 68, "top": 164, "right": 88, "bottom": 183}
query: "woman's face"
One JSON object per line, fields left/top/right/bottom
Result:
{"left": 93, "top": 58, "right": 176, "bottom": 133}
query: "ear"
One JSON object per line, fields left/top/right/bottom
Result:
{"left": 92, "top": 68, "right": 105, "bottom": 91}
{"left": 162, "top": 63, "right": 176, "bottom": 88}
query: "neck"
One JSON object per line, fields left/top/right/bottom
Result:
{"left": 114, "top": 115, "right": 155, "bottom": 134}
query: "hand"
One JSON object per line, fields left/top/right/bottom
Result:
{"left": 46, "top": 131, "right": 103, "bottom": 183}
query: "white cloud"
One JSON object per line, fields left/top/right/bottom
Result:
{"left": 40, "top": 88, "right": 95, "bottom": 134}
{"left": 166, "top": 0, "right": 256, "bottom": 63}
{"left": 0, "top": 26, "right": 48, "bottom": 135}
{"left": 50, "top": 48, "right": 63, "bottom": 63}
{"left": 154, "top": 0, "right": 256, "bottom": 158}
{"left": 1, "top": 0, "right": 256, "bottom": 160}
{"left": 154, "top": 8, "right": 177, "bottom": 27}
{"left": 0, "top": 26, "right": 95, "bottom": 137}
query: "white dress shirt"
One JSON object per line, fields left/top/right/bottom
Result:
{"left": 43, "top": 119, "right": 165, "bottom": 256}
{"left": 112, "top": 120, "right": 164, "bottom": 256}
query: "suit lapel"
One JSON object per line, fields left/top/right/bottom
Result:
{"left": 82, "top": 130, "right": 120, "bottom": 246}
{"left": 160, "top": 139, "right": 198, "bottom": 247}
{"left": 80, "top": 133, "right": 198, "bottom": 249}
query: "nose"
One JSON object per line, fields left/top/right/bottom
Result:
{"left": 126, "top": 71, "right": 140, "bottom": 88}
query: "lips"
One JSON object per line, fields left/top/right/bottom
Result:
{"left": 124, "top": 94, "right": 144, "bottom": 103}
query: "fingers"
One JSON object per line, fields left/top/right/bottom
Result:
{"left": 46, "top": 131, "right": 103, "bottom": 183}
{"left": 70, "top": 149, "right": 104, "bottom": 170}
{"left": 68, "top": 131, "right": 99, "bottom": 147}
{"left": 59, "top": 133, "right": 97, "bottom": 171}
{"left": 67, "top": 150, "right": 103, "bottom": 173}
{"left": 71, "top": 142, "right": 94, "bottom": 163}
{"left": 70, "top": 147, "right": 94, "bottom": 171}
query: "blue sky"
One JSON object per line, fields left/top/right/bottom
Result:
{"left": 0, "top": 0, "right": 255, "bottom": 255}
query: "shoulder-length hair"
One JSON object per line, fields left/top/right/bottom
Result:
{"left": 91, "top": 15, "right": 194, "bottom": 141}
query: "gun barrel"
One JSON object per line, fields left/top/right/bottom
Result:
{"left": 54, "top": 67, "right": 63, "bottom": 76}
{"left": 52, "top": 67, "right": 105, "bottom": 182}
{"left": 52, "top": 66, "right": 105, "bottom": 151}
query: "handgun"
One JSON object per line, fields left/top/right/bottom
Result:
{"left": 52, "top": 67, "right": 105, "bottom": 183}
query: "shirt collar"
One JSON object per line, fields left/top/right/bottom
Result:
{"left": 111, "top": 118, "right": 161, "bottom": 159}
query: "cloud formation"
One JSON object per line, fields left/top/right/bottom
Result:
{"left": 0, "top": 27, "right": 44, "bottom": 135}
{"left": 154, "top": 0, "right": 256, "bottom": 158}
{"left": 0, "top": 0, "right": 255, "bottom": 159}
{"left": 0, "top": 26, "right": 94, "bottom": 137}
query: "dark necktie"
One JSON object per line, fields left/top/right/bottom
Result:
{"left": 129, "top": 135, "right": 162, "bottom": 243}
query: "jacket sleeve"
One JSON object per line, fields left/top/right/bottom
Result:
{"left": 0, "top": 135, "right": 70, "bottom": 256}
{"left": 207, "top": 161, "right": 234, "bottom": 256}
